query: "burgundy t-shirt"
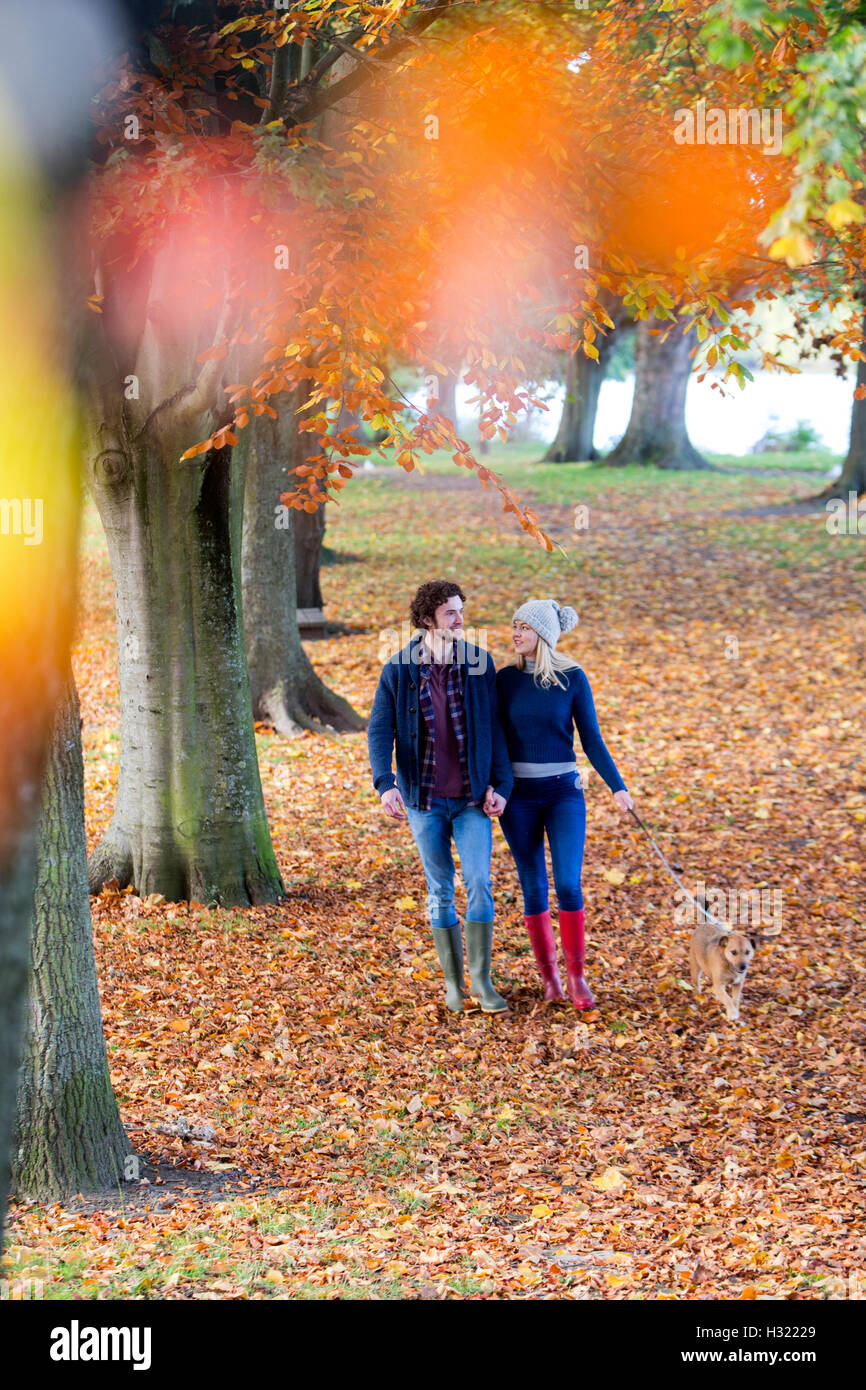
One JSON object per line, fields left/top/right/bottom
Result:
{"left": 427, "top": 664, "right": 465, "bottom": 797}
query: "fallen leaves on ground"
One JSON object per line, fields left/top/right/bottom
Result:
{"left": 5, "top": 458, "right": 864, "bottom": 1301}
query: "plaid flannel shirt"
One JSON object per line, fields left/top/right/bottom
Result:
{"left": 418, "top": 654, "right": 474, "bottom": 811}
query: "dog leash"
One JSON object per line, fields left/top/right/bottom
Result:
{"left": 626, "top": 806, "right": 737, "bottom": 932}
{"left": 625, "top": 806, "right": 789, "bottom": 934}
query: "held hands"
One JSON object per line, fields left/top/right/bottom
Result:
{"left": 613, "top": 790, "right": 634, "bottom": 815}
{"left": 381, "top": 788, "right": 408, "bottom": 820}
{"left": 484, "top": 786, "right": 506, "bottom": 818}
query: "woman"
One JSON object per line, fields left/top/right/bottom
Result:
{"left": 493, "top": 598, "right": 633, "bottom": 1009}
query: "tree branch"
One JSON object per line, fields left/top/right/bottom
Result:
{"left": 287, "top": 0, "right": 452, "bottom": 126}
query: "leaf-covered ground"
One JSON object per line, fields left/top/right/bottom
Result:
{"left": 5, "top": 450, "right": 865, "bottom": 1299}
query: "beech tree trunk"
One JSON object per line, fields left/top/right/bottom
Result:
{"left": 86, "top": 418, "right": 284, "bottom": 906}
{"left": 294, "top": 507, "right": 326, "bottom": 611}
{"left": 242, "top": 415, "right": 365, "bottom": 735}
{"left": 436, "top": 372, "right": 458, "bottom": 423}
{"left": 544, "top": 338, "right": 614, "bottom": 462}
{"left": 605, "top": 320, "right": 711, "bottom": 469}
{"left": 826, "top": 322, "right": 866, "bottom": 498}
{"left": 429, "top": 365, "right": 458, "bottom": 425}
{"left": 0, "top": 88, "right": 85, "bottom": 1253}
{"left": 12, "top": 679, "right": 131, "bottom": 1200}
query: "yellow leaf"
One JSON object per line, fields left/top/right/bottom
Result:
{"left": 395, "top": 896, "right": 416, "bottom": 911}
{"left": 344, "top": 879, "right": 362, "bottom": 890}
{"left": 531, "top": 1203, "right": 552, "bottom": 1219}
{"left": 825, "top": 199, "right": 864, "bottom": 230}
{"left": 768, "top": 233, "right": 813, "bottom": 267}
{"left": 602, "top": 868, "right": 626, "bottom": 885}
{"left": 592, "top": 1166, "right": 626, "bottom": 1191}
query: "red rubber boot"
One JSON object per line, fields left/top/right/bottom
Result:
{"left": 559, "top": 908, "right": 596, "bottom": 1010}
{"left": 524, "top": 911, "right": 566, "bottom": 1002}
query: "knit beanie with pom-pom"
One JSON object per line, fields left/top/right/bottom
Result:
{"left": 512, "top": 598, "right": 578, "bottom": 651}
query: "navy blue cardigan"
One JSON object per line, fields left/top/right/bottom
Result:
{"left": 367, "top": 636, "right": 514, "bottom": 809}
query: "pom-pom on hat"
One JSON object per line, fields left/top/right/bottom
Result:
{"left": 512, "top": 598, "right": 578, "bottom": 651}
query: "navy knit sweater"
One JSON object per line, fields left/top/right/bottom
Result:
{"left": 496, "top": 664, "right": 627, "bottom": 792}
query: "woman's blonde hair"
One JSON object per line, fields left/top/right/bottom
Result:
{"left": 515, "top": 635, "right": 579, "bottom": 689}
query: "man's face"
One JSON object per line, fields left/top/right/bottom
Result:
{"left": 427, "top": 594, "right": 464, "bottom": 640}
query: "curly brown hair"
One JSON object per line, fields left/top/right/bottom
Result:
{"left": 410, "top": 580, "right": 466, "bottom": 631}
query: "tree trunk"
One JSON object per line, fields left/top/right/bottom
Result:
{"left": 544, "top": 338, "right": 614, "bottom": 462}
{"left": 436, "top": 372, "right": 458, "bottom": 424}
{"left": 0, "top": 155, "right": 83, "bottom": 1259}
{"left": 604, "top": 320, "right": 711, "bottom": 469}
{"left": 12, "top": 679, "right": 131, "bottom": 1201}
{"left": 291, "top": 375, "right": 326, "bottom": 612}
{"left": 294, "top": 507, "right": 326, "bottom": 610}
{"left": 428, "top": 363, "right": 458, "bottom": 425}
{"left": 825, "top": 323, "right": 866, "bottom": 498}
{"left": 242, "top": 415, "right": 365, "bottom": 735}
{"left": 86, "top": 419, "right": 284, "bottom": 906}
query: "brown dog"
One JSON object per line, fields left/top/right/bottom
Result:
{"left": 689, "top": 919, "right": 756, "bottom": 1024}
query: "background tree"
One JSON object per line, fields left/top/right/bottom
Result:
{"left": 544, "top": 306, "right": 630, "bottom": 463}
{"left": 83, "top": 178, "right": 285, "bottom": 904}
{"left": 605, "top": 319, "right": 709, "bottom": 469}
{"left": 836, "top": 318, "right": 866, "bottom": 497}
{"left": 241, "top": 401, "right": 365, "bottom": 735}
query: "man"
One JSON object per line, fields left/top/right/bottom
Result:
{"left": 367, "top": 581, "right": 513, "bottom": 1014}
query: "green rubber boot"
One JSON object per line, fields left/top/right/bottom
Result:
{"left": 431, "top": 924, "right": 466, "bottom": 1013}
{"left": 464, "top": 920, "right": 508, "bottom": 1013}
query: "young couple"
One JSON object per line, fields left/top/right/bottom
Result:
{"left": 367, "top": 580, "right": 634, "bottom": 1015}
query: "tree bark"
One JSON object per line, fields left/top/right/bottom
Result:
{"left": 86, "top": 417, "right": 284, "bottom": 906}
{"left": 825, "top": 320, "right": 866, "bottom": 498}
{"left": 604, "top": 320, "right": 711, "bottom": 469}
{"left": 435, "top": 371, "right": 458, "bottom": 424}
{"left": 0, "top": 154, "right": 82, "bottom": 1262}
{"left": 544, "top": 337, "right": 614, "bottom": 462}
{"left": 294, "top": 506, "right": 326, "bottom": 611}
{"left": 12, "top": 679, "right": 131, "bottom": 1201}
{"left": 242, "top": 414, "right": 365, "bottom": 735}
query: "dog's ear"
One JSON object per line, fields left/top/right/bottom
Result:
{"left": 748, "top": 934, "right": 759, "bottom": 951}
{"left": 718, "top": 934, "right": 729, "bottom": 950}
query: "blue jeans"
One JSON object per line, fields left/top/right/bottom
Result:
{"left": 499, "top": 773, "right": 586, "bottom": 914}
{"left": 405, "top": 797, "right": 494, "bottom": 929}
